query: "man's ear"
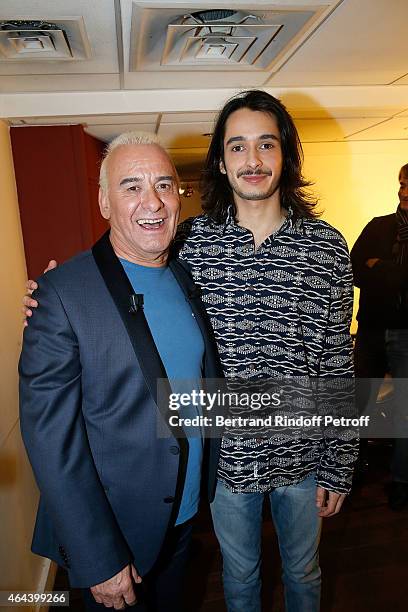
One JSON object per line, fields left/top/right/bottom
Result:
{"left": 98, "top": 189, "right": 111, "bottom": 220}
{"left": 219, "top": 159, "right": 227, "bottom": 175}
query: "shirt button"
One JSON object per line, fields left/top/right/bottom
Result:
{"left": 170, "top": 446, "right": 180, "bottom": 455}
{"left": 163, "top": 496, "right": 175, "bottom": 503}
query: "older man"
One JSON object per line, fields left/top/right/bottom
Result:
{"left": 19, "top": 133, "right": 222, "bottom": 611}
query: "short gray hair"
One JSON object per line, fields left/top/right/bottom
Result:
{"left": 99, "top": 131, "right": 161, "bottom": 194}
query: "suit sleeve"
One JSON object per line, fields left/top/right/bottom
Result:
{"left": 19, "top": 275, "right": 132, "bottom": 587}
{"left": 351, "top": 218, "right": 408, "bottom": 291}
{"left": 316, "top": 237, "right": 359, "bottom": 494}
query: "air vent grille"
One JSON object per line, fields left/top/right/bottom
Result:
{"left": 190, "top": 10, "right": 237, "bottom": 22}
{"left": 130, "top": 6, "right": 317, "bottom": 72}
{"left": 0, "top": 18, "right": 91, "bottom": 61}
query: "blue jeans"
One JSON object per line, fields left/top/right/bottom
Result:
{"left": 211, "top": 473, "right": 321, "bottom": 612}
{"left": 385, "top": 329, "right": 408, "bottom": 483}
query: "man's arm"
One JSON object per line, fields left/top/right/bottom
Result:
{"left": 315, "top": 237, "right": 359, "bottom": 515}
{"left": 351, "top": 219, "right": 408, "bottom": 291}
{"left": 19, "top": 274, "right": 134, "bottom": 589}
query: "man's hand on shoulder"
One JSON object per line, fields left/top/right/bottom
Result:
{"left": 316, "top": 486, "right": 346, "bottom": 518}
{"left": 22, "top": 260, "right": 57, "bottom": 326}
{"left": 91, "top": 564, "right": 142, "bottom": 609}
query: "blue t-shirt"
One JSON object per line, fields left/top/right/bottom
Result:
{"left": 121, "top": 259, "right": 205, "bottom": 524}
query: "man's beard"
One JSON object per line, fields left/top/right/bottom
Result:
{"left": 230, "top": 180, "right": 280, "bottom": 202}
{"left": 229, "top": 169, "right": 280, "bottom": 202}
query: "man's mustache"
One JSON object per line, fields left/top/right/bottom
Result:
{"left": 237, "top": 169, "right": 272, "bottom": 178}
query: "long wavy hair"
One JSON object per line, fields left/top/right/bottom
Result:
{"left": 201, "top": 90, "right": 319, "bottom": 223}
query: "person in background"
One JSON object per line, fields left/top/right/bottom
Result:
{"left": 351, "top": 163, "right": 408, "bottom": 511}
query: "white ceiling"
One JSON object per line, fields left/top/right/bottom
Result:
{"left": 0, "top": 0, "right": 407, "bottom": 176}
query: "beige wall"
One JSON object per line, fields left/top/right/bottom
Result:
{"left": 302, "top": 139, "right": 407, "bottom": 332}
{"left": 304, "top": 140, "right": 407, "bottom": 247}
{"left": 0, "top": 120, "right": 49, "bottom": 606}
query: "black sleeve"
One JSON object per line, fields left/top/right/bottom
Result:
{"left": 350, "top": 219, "right": 408, "bottom": 292}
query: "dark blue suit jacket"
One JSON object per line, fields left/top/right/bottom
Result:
{"left": 19, "top": 232, "right": 223, "bottom": 588}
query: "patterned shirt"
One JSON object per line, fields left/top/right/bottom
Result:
{"left": 174, "top": 208, "right": 357, "bottom": 494}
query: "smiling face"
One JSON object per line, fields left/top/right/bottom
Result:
{"left": 220, "top": 108, "right": 283, "bottom": 208}
{"left": 99, "top": 143, "right": 180, "bottom": 266}
{"left": 398, "top": 169, "right": 408, "bottom": 211}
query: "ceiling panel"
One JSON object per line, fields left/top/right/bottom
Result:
{"left": 0, "top": 0, "right": 405, "bottom": 94}
{"left": 268, "top": 0, "right": 408, "bottom": 87}
{"left": 393, "top": 74, "right": 408, "bottom": 85}
{"left": 161, "top": 112, "right": 217, "bottom": 124}
{"left": 85, "top": 123, "right": 157, "bottom": 142}
{"left": 8, "top": 112, "right": 158, "bottom": 126}
{"left": 269, "top": 70, "right": 407, "bottom": 87}
{"left": 121, "top": 0, "right": 342, "bottom": 90}
{"left": 123, "top": 70, "right": 268, "bottom": 90}
{"left": 158, "top": 122, "right": 214, "bottom": 148}
{"left": 0, "top": 74, "right": 120, "bottom": 93}
{"left": 0, "top": 0, "right": 406, "bottom": 130}
{"left": 127, "top": 3, "right": 326, "bottom": 72}
{"left": 0, "top": 0, "right": 119, "bottom": 80}
{"left": 346, "top": 117, "right": 408, "bottom": 141}
{"left": 81, "top": 113, "right": 158, "bottom": 125}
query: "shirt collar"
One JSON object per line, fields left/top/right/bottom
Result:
{"left": 224, "top": 204, "right": 235, "bottom": 228}
{"left": 223, "top": 203, "right": 295, "bottom": 232}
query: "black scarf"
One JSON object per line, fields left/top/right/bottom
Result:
{"left": 395, "top": 204, "right": 408, "bottom": 265}
{"left": 393, "top": 204, "right": 408, "bottom": 315}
